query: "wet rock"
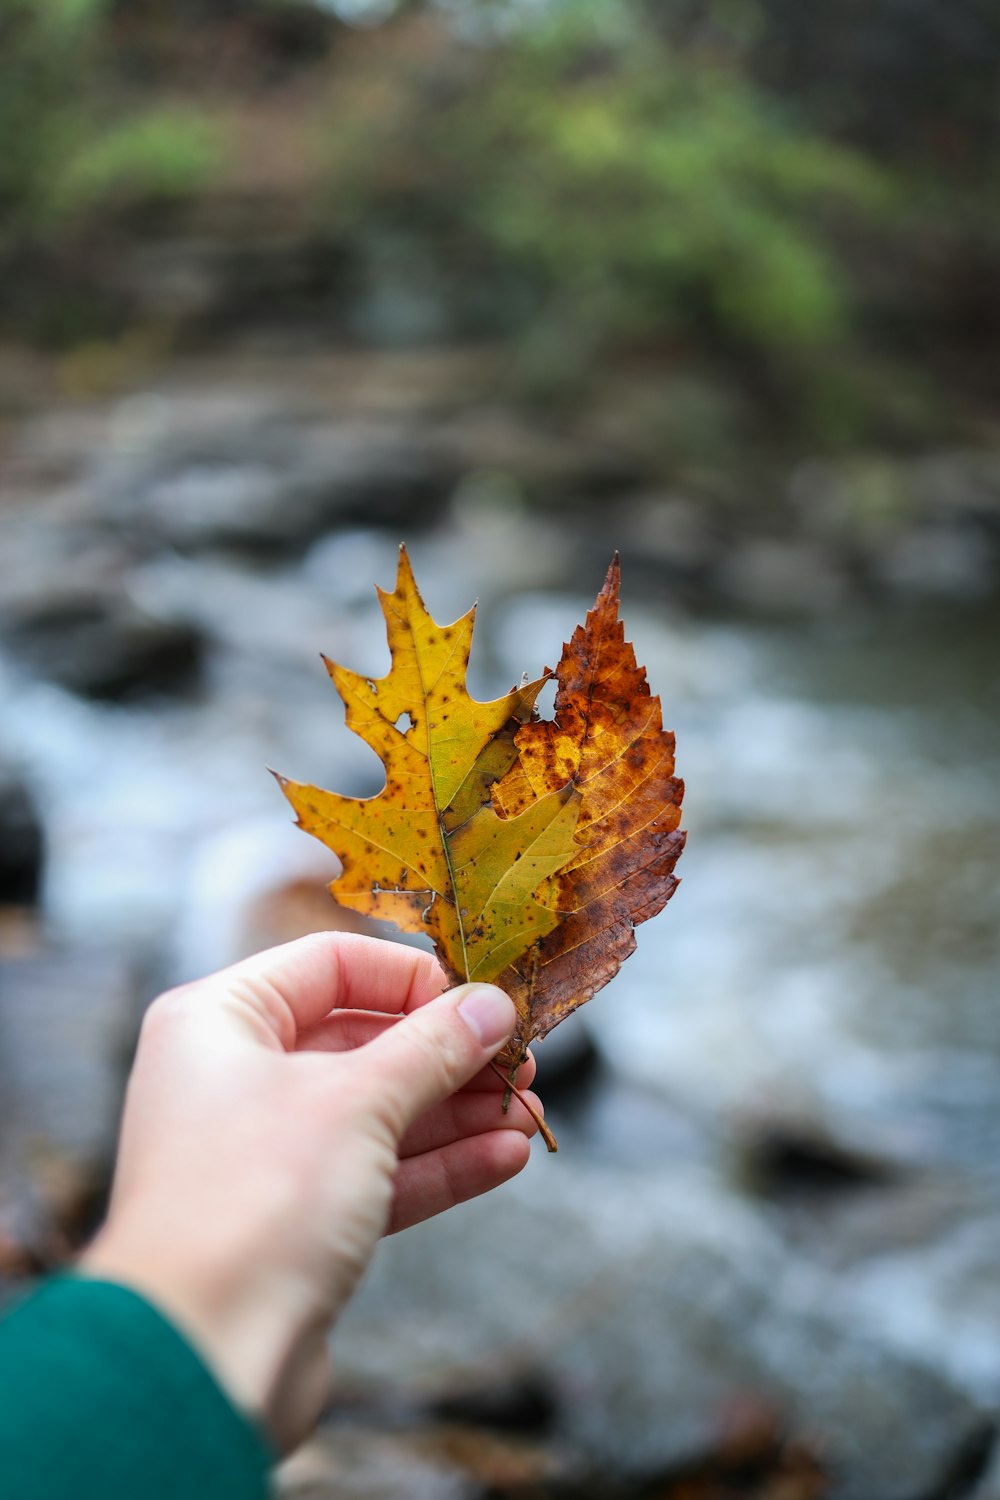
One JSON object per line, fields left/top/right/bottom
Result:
{"left": 125, "top": 552, "right": 372, "bottom": 679}
{"left": 280, "top": 1406, "right": 829, "bottom": 1500}
{"left": 877, "top": 524, "right": 995, "bottom": 601}
{"left": 527, "top": 1014, "right": 602, "bottom": 1101}
{"left": 436, "top": 406, "right": 642, "bottom": 502}
{"left": 427, "top": 1373, "right": 558, "bottom": 1435}
{"left": 1, "top": 592, "right": 203, "bottom": 701}
{"left": 0, "top": 508, "right": 137, "bottom": 624}
{"left": 0, "top": 522, "right": 205, "bottom": 702}
{"left": 277, "top": 1427, "right": 476, "bottom": 1500}
{"left": 277, "top": 1423, "right": 577, "bottom": 1500}
{"left": 712, "top": 540, "right": 850, "bottom": 613}
{"left": 789, "top": 456, "right": 917, "bottom": 548}
{"left": 970, "top": 1437, "right": 1000, "bottom": 1500}
{"left": 734, "top": 1113, "right": 902, "bottom": 1201}
{"left": 788, "top": 450, "right": 1000, "bottom": 600}
{"left": 101, "top": 420, "right": 455, "bottom": 552}
{"left": 909, "top": 450, "right": 1000, "bottom": 531}
{"left": 929, "top": 1426, "right": 998, "bottom": 1500}
{"left": 334, "top": 1167, "right": 985, "bottom": 1500}
{"left": 0, "top": 766, "right": 43, "bottom": 906}
{"left": 114, "top": 239, "right": 234, "bottom": 326}
{"left": 775, "top": 1178, "right": 991, "bottom": 1274}
{"left": 618, "top": 494, "right": 723, "bottom": 586}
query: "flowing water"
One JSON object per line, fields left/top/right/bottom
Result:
{"left": 4, "top": 530, "right": 998, "bottom": 1173}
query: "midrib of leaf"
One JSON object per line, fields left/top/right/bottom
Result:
{"left": 569, "top": 565, "right": 618, "bottom": 757}
{"left": 409, "top": 608, "right": 473, "bottom": 983}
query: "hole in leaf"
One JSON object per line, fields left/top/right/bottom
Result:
{"left": 395, "top": 711, "right": 413, "bottom": 732}
{"left": 535, "top": 677, "right": 557, "bottom": 719}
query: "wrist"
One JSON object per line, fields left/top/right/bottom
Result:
{"left": 80, "top": 1218, "right": 322, "bottom": 1449}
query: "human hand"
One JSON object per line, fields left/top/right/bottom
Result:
{"left": 81, "top": 933, "right": 540, "bottom": 1451}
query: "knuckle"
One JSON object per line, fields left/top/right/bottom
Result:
{"left": 224, "top": 971, "right": 297, "bottom": 1049}
{"left": 367, "top": 1087, "right": 409, "bottom": 1145}
{"left": 140, "top": 984, "right": 199, "bottom": 1038}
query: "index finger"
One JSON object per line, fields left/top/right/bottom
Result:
{"left": 208, "top": 932, "right": 447, "bottom": 1042}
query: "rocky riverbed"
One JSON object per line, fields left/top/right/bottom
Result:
{"left": 2, "top": 349, "right": 999, "bottom": 1498}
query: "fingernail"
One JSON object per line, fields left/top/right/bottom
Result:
{"left": 457, "top": 985, "right": 515, "bottom": 1047}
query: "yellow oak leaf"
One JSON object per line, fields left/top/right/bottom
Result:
{"left": 275, "top": 546, "right": 582, "bottom": 987}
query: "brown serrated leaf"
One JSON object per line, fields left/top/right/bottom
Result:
{"left": 490, "top": 555, "right": 685, "bottom": 1073}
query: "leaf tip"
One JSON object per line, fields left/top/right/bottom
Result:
{"left": 587, "top": 551, "right": 622, "bottom": 623}
{"left": 396, "top": 541, "right": 416, "bottom": 586}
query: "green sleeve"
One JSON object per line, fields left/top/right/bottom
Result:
{"left": 0, "top": 1275, "right": 272, "bottom": 1500}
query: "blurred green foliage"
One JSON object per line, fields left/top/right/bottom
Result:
{"left": 52, "top": 112, "right": 225, "bottom": 216}
{"left": 318, "top": 6, "right": 894, "bottom": 353}
{"left": 0, "top": 0, "right": 224, "bottom": 248}
{"left": 0, "top": 0, "right": 997, "bottom": 444}
{"left": 0, "top": 0, "right": 104, "bottom": 237}
{"left": 457, "top": 21, "right": 890, "bottom": 349}
{"left": 307, "top": 2, "right": 913, "bottom": 436}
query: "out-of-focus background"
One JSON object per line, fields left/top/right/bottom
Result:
{"left": 2, "top": 1, "right": 999, "bottom": 1495}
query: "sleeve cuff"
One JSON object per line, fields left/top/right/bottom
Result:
{"left": 0, "top": 1273, "right": 273, "bottom": 1500}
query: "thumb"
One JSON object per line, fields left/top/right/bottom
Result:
{"left": 353, "top": 983, "right": 515, "bottom": 1140}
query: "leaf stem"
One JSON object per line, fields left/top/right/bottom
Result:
{"left": 489, "top": 1061, "right": 558, "bottom": 1153}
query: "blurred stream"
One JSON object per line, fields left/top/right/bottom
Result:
{"left": 5, "top": 543, "right": 998, "bottom": 1152}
